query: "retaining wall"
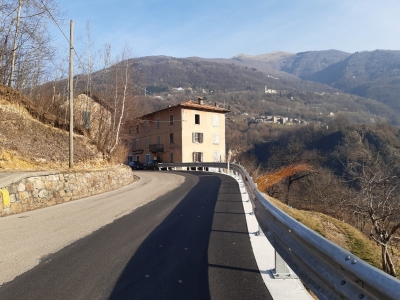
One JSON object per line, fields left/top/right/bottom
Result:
{"left": 0, "top": 166, "right": 134, "bottom": 217}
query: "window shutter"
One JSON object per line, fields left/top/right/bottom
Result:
{"left": 199, "top": 133, "right": 203, "bottom": 143}
{"left": 213, "top": 115, "right": 219, "bottom": 127}
{"left": 192, "top": 152, "right": 195, "bottom": 162}
{"left": 214, "top": 152, "right": 219, "bottom": 162}
{"left": 192, "top": 132, "right": 195, "bottom": 143}
{"left": 200, "top": 152, "right": 203, "bottom": 162}
{"left": 213, "top": 133, "right": 219, "bottom": 144}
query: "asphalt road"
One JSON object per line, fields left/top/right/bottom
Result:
{"left": 0, "top": 171, "right": 272, "bottom": 300}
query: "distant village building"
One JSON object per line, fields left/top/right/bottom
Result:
{"left": 248, "top": 114, "right": 308, "bottom": 126}
{"left": 265, "top": 86, "right": 277, "bottom": 94}
{"left": 172, "top": 87, "right": 184, "bottom": 92}
{"left": 129, "top": 98, "right": 229, "bottom": 163}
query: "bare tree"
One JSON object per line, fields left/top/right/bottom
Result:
{"left": 0, "top": 0, "right": 61, "bottom": 89}
{"left": 345, "top": 154, "right": 400, "bottom": 276}
{"left": 267, "top": 141, "right": 320, "bottom": 206}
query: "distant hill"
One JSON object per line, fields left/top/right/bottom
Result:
{"left": 33, "top": 50, "right": 400, "bottom": 126}
{"left": 305, "top": 50, "right": 400, "bottom": 111}
{"left": 133, "top": 55, "right": 333, "bottom": 94}
{"left": 238, "top": 50, "right": 400, "bottom": 114}
{"left": 280, "top": 50, "right": 350, "bottom": 78}
{"left": 253, "top": 122, "right": 400, "bottom": 170}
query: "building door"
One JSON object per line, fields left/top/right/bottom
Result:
{"left": 145, "top": 154, "right": 150, "bottom": 163}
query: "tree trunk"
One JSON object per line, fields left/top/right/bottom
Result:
{"left": 8, "top": 0, "right": 23, "bottom": 87}
{"left": 285, "top": 177, "right": 294, "bottom": 206}
{"left": 385, "top": 244, "right": 397, "bottom": 277}
{"left": 382, "top": 244, "right": 388, "bottom": 273}
{"left": 109, "top": 58, "right": 128, "bottom": 155}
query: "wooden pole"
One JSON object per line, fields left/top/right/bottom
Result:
{"left": 69, "top": 20, "right": 74, "bottom": 168}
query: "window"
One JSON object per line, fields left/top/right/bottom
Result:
{"left": 156, "top": 117, "right": 160, "bottom": 128}
{"left": 82, "top": 111, "right": 91, "bottom": 128}
{"left": 136, "top": 125, "right": 139, "bottom": 133}
{"left": 170, "top": 114, "right": 174, "bottom": 125}
{"left": 157, "top": 136, "right": 160, "bottom": 144}
{"left": 136, "top": 139, "right": 140, "bottom": 149}
{"left": 145, "top": 121, "right": 149, "bottom": 132}
{"left": 128, "top": 140, "right": 133, "bottom": 150}
{"left": 192, "top": 132, "right": 203, "bottom": 143}
{"left": 193, "top": 152, "right": 203, "bottom": 162}
{"left": 170, "top": 152, "right": 174, "bottom": 163}
{"left": 195, "top": 114, "right": 200, "bottom": 124}
{"left": 145, "top": 137, "right": 149, "bottom": 147}
{"left": 213, "top": 133, "right": 219, "bottom": 145}
{"left": 170, "top": 133, "right": 174, "bottom": 144}
{"left": 214, "top": 152, "right": 219, "bottom": 162}
{"left": 213, "top": 114, "right": 219, "bottom": 127}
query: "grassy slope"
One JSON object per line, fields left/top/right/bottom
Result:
{"left": 265, "top": 195, "right": 382, "bottom": 269}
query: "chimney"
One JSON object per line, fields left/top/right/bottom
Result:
{"left": 198, "top": 97, "right": 204, "bottom": 105}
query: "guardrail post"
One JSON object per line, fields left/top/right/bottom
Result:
{"left": 256, "top": 224, "right": 264, "bottom": 236}
{"left": 273, "top": 251, "right": 298, "bottom": 279}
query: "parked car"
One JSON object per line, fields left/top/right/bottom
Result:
{"left": 143, "top": 160, "right": 161, "bottom": 170}
{"left": 129, "top": 161, "right": 144, "bottom": 170}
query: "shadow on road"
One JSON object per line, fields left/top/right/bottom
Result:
{"left": 108, "top": 172, "right": 272, "bottom": 300}
{"left": 108, "top": 172, "right": 220, "bottom": 300}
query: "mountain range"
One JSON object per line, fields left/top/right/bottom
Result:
{"left": 40, "top": 49, "right": 400, "bottom": 125}
{"left": 128, "top": 49, "right": 400, "bottom": 124}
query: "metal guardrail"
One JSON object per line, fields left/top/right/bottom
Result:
{"left": 157, "top": 162, "right": 400, "bottom": 300}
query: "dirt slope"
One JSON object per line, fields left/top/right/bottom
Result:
{"left": 0, "top": 85, "right": 103, "bottom": 170}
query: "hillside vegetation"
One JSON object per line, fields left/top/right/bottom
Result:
{"left": 0, "top": 85, "right": 105, "bottom": 170}
{"left": 241, "top": 120, "right": 400, "bottom": 276}
{"left": 262, "top": 194, "right": 382, "bottom": 269}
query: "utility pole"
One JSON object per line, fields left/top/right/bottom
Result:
{"left": 69, "top": 20, "right": 74, "bottom": 168}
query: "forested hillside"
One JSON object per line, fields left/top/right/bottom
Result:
{"left": 241, "top": 120, "right": 400, "bottom": 276}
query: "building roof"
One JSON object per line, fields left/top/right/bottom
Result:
{"left": 139, "top": 99, "right": 230, "bottom": 119}
{"left": 80, "top": 91, "right": 114, "bottom": 112}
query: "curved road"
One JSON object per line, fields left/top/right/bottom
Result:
{"left": 0, "top": 171, "right": 271, "bottom": 300}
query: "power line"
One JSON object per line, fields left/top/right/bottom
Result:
{"left": 38, "top": 0, "right": 85, "bottom": 70}
{"left": 38, "top": 1, "right": 177, "bottom": 107}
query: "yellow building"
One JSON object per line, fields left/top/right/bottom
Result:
{"left": 130, "top": 98, "right": 229, "bottom": 163}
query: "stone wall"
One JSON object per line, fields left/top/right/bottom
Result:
{"left": 0, "top": 166, "right": 134, "bottom": 217}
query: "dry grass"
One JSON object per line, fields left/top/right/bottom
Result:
{"left": 256, "top": 165, "right": 400, "bottom": 275}
{"left": 265, "top": 194, "right": 382, "bottom": 269}
{"left": 0, "top": 149, "right": 116, "bottom": 172}
{"left": 0, "top": 85, "right": 114, "bottom": 171}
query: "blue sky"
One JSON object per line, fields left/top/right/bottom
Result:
{"left": 51, "top": 0, "right": 400, "bottom": 59}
